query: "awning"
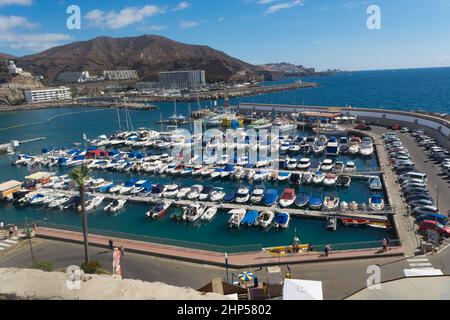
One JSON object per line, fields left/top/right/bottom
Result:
{"left": 283, "top": 279, "right": 323, "bottom": 300}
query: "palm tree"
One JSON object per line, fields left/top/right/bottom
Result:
{"left": 71, "top": 165, "right": 91, "bottom": 265}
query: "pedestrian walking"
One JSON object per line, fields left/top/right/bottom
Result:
{"left": 386, "top": 237, "right": 391, "bottom": 250}
{"left": 108, "top": 238, "right": 113, "bottom": 251}
{"left": 382, "top": 238, "right": 387, "bottom": 251}
{"left": 120, "top": 245, "right": 125, "bottom": 258}
{"left": 324, "top": 245, "right": 330, "bottom": 258}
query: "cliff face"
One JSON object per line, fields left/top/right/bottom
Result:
{"left": 16, "top": 35, "right": 261, "bottom": 82}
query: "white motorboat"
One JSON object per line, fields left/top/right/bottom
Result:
{"left": 253, "top": 170, "right": 269, "bottom": 181}
{"left": 228, "top": 209, "right": 246, "bottom": 228}
{"left": 279, "top": 188, "right": 296, "bottom": 208}
{"left": 302, "top": 172, "right": 313, "bottom": 184}
{"left": 85, "top": 196, "right": 104, "bottom": 211}
{"left": 360, "top": 137, "right": 374, "bottom": 156}
{"left": 344, "top": 161, "right": 356, "bottom": 172}
{"left": 250, "top": 186, "right": 265, "bottom": 204}
{"left": 176, "top": 187, "right": 191, "bottom": 199}
{"left": 235, "top": 187, "right": 250, "bottom": 204}
{"left": 104, "top": 199, "right": 127, "bottom": 213}
{"left": 201, "top": 206, "right": 218, "bottom": 221}
{"left": 277, "top": 171, "right": 291, "bottom": 182}
{"left": 312, "top": 171, "right": 325, "bottom": 185}
{"left": 210, "top": 188, "right": 226, "bottom": 202}
{"left": 332, "top": 161, "right": 344, "bottom": 174}
{"left": 368, "top": 176, "right": 383, "bottom": 190}
{"left": 323, "top": 196, "right": 340, "bottom": 211}
{"left": 348, "top": 137, "right": 361, "bottom": 155}
{"left": 257, "top": 211, "right": 274, "bottom": 229}
{"left": 297, "top": 158, "right": 311, "bottom": 170}
{"left": 163, "top": 184, "right": 179, "bottom": 198}
{"left": 187, "top": 185, "right": 203, "bottom": 200}
{"left": 183, "top": 203, "right": 207, "bottom": 222}
{"left": 323, "top": 174, "right": 337, "bottom": 187}
{"left": 319, "top": 159, "right": 334, "bottom": 172}
{"left": 286, "top": 158, "right": 298, "bottom": 170}
{"left": 369, "top": 195, "right": 385, "bottom": 211}
{"left": 145, "top": 200, "right": 172, "bottom": 219}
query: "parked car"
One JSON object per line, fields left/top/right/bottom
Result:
{"left": 400, "top": 127, "right": 409, "bottom": 133}
{"left": 390, "top": 124, "right": 401, "bottom": 130}
{"left": 418, "top": 220, "right": 450, "bottom": 237}
{"left": 416, "top": 214, "right": 447, "bottom": 225}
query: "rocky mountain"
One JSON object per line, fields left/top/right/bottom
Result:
{"left": 260, "top": 62, "right": 316, "bottom": 77}
{"left": 15, "top": 35, "right": 261, "bottom": 82}
{"left": 0, "top": 53, "right": 15, "bottom": 60}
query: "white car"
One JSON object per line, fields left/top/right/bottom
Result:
{"left": 400, "top": 127, "right": 409, "bottom": 133}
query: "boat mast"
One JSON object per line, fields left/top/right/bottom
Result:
{"left": 116, "top": 99, "right": 121, "bottom": 131}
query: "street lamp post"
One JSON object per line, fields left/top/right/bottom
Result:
{"left": 225, "top": 252, "right": 229, "bottom": 284}
{"left": 24, "top": 217, "right": 36, "bottom": 264}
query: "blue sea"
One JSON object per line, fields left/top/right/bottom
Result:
{"left": 1, "top": 67, "right": 448, "bottom": 251}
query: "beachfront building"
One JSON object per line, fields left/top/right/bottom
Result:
{"left": 57, "top": 71, "right": 91, "bottom": 83}
{"left": 24, "top": 86, "right": 72, "bottom": 104}
{"left": 158, "top": 70, "right": 206, "bottom": 90}
{"left": 103, "top": 70, "right": 139, "bottom": 81}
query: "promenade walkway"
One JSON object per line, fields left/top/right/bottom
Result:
{"left": 35, "top": 227, "right": 403, "bottom": 268}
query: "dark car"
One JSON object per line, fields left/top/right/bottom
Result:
{"left": 418, "top": 220, "right": 450, "bottom": 237}
{"left": 355, "top": 123, "right": 372, "bottom": 131}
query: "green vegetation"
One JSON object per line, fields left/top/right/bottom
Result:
{"left": 31, "top": 260, "right": 54, "bottom": 272}
{"left": 81, "top": 260, "right": 102, "bottom": 274}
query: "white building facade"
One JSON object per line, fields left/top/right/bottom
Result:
{"left": 24, "top": 86, "right": 72, "bottom": 104}
{"left": 103, "top": 70, "right": 139, "bottom": 81}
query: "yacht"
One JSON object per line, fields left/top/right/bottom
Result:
{"left": 369, "top": 194, "right": 385, "bottom": 211}
{"left": 228, "top": 209, "right": 246, "bottom": 228}
{"left": 235, "top": 187, "right": 250, "bottom": 204}
{"left": 183, "top": 203, "right": 207, "bottom": 222}
{"left": 348, "top": 137, "right": 361, "bottom": 155}
{"left": 325, "top": 138, "right": 340, "bottom": 156}
{"left": 250, "top": 185, "right": 265, "bottom": 204}
{"left": 368, "top": 176, "right": 383, "bottom": 191}
{"left": 360, "top": 137, "right": 374, "bottom": 156}
{"left": 104, "top": 199, "right": 126, "bottom": 213}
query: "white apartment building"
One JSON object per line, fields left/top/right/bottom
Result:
{"left": 24, "top": 86, "right": 72, "bottom": 104}
{"left": 159, "top": 70, "right": 206, "bottom": 89}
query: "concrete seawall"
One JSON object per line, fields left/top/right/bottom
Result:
{"left": 236, "top": 103, "right": 450, "bottom": 149}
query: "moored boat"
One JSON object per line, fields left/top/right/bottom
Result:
{"left": 273, "top": 212, "right": 290, "bottom": 229}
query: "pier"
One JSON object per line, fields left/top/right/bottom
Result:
{"left": 41, "top": 188, "right": 390, "bottom": 222}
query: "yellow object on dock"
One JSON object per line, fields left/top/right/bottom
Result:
{"left": 263, "top": 244, "right": 312, "bottom": 256}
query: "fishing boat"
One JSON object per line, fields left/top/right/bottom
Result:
{"left": 257, "top": 211, "right": 275, "bottom": 229}
{"left": 183, "top": 203, "right": 207, "bottom": 222}
{"left": 294, "top": 192, "right": 310, "bottom": 208}
{"left": 312, "top": 171, "right": 325, "bottom": 185}
{"left": 279, "top": 188, "right": 296, "bottom": 208}
{"left": 309, "top": 194, "right": 323, "bottom": 210}
{"left": 336, "top": 175, "right": 351, "bottom": 187}
{"left": 85, "top": 196, "right": 104, "bottom": 211}
{"left": 210, "top": 188, "right": 226, "bottom": 202}
{"left": 163, "top": 184, "right": 179, "bottom": 198}
{"left": 273, "top": 122, "right": 296, "bottom": 133}
{"left": 201, "top": 206, "right": 218, "bottom": 221}
{"left": 326, "top": 217, "right": 337, "bottom": 231}
{"left": 368, "top": 176, "right": 383, "bottom": 190}
{"left": 323, "top": 195, "right": 340, "bottom": 211}
{"left": 228, "top": 209, "right": 246, "bottom": 228}
{"left": 176, "top": 186, "right": 191, "bottom": 199}
{"left": 360, "top": 137, "right": 374, "bottom": 156}
{"left": 187, "top": 185, "right": 203, "bottom": 200}
{"left": 104, "top": 199, "right": 127, "bottom": 213}
{"left": 323, "top": 174, "right": 337, "bottom": 187}
{"left": 263, "top": 189, "right": 278, "bottom": 206}
{"left": 297, "top": 158, "right": 311, "bottom": 170}
{"left": 273, "top": 212, "right": 290, "bottom": 229}
{"left": 145, "top": 200, "right": 173, "bottom": 219}
{"left": 369, "top": 194, "right": 385, "bottom": 211}
{"left": 235, "top": 187, "right": 250, "bottom": 204}
{"left": 319, "top": 159, "right": 334, "bottom": 172}
{"left": 277, "top": 171, "right": 291, "bottom": 182}
{"left": 302, "top": 172, "right": 313, "bottom": 184}
{"left": 250, "top": 185, "right": 265, "bottom": 204}
{"left": 341, "top": 218, "right": 370, "bottom": 226}
{"left": 241, "top": 210, "right": 260, "bottom": 226}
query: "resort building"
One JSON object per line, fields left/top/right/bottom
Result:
{"left": 24, "top": 86, "right": 72, "bottom": 104}
{"left": 158, "top": 70, "right": 206, "bottom": 90}
{"left": 7, "top": 60, "right": 32, "bottom": 77}
{"left": 103, "top": 70, "right": 139, "bottom": 81}
{"left": 57, "top": 71, "right": 91, "bottom": 83}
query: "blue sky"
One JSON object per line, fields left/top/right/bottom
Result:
{"left": 0, "top": 0, "right": 450, "bottom": 71}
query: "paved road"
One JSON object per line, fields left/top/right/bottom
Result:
{"left": 397, "top": 131, "right": 450, "bottom": 214}
{"left": 0, "top": 238, "right": 416, "bottom": 299}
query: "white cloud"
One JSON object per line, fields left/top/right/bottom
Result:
{"left": 0, "top": 15, "right": 37, "bottom": 30}
{"left": 179, "top": 20, "right": 203, "bottom": 29}
{"left": 258, "top": 0, "right": 276, "bottom": 4}
{"left": 173, "top": 1, "right": 190, "bottom": 11}
{"left": 218, "top": 17, "right": 224, "bottom": 22}
{"left": 85, "top": 5, "right": 166, "bottom": 29}
{"left": 265, "top": 0, "right": 303, "bottom": 14}
{"left": 0, "top": 0, "right": 32, "bottom": 6}
{"left": 0, "top": 15, "right": 70, "bottom": 52}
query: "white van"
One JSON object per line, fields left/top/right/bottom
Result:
{"left": 399, "top": 172, "right": 427, "bottom": 183}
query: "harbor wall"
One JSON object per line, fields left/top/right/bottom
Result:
{"left": 237, "top": 103, "right": 450, "bottom": 149}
